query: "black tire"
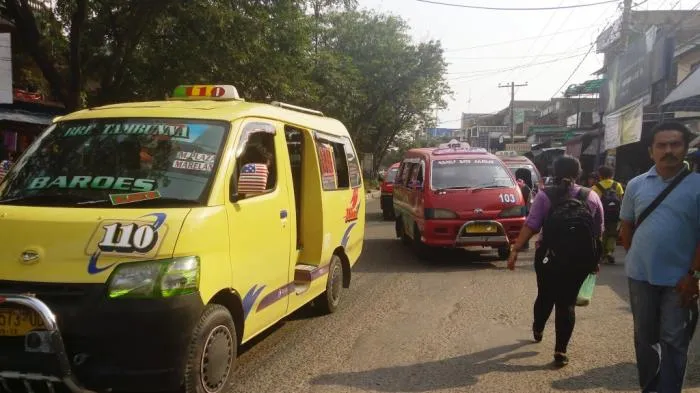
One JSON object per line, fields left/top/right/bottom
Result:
{"left": 396, "top": 218, "right": 410, "bottom": 245}
{"left": 498, "top": 246, "right": 511, "bottom": 260}
{"left": 382, "top": 209, "right": 394, "bottom": 221}
{"left": 184, "top": 304, "right": 237, "bottom": 393}
{"left": 413, "top": 224, "right": 431, "bottom": 260}
{"left": 315, "top": 255, "right": 343, "bottom": 314}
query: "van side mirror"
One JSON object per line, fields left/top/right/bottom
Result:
{"left": 231, "top": 162, "right": 269, "bottom": 202}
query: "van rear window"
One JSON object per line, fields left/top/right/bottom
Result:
{"left": 431, "top": 159, "right": 514, "bottom": 190}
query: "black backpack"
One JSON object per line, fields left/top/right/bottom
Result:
{"left": 541, "top": 187, "right": 599, "bottom": 270}
{"left": 595, "top": 181, "right": 621, "bottom": 223}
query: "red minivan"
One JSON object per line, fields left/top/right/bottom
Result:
{"left": 380, "top": 162, "right": 401, "bottom": 220}
{"left": 393, "top": 141, "right": 527, "bottom": 260}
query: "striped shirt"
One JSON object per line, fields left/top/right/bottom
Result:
{"left": 239, "top": 163, "right": 269, "bottom": 195}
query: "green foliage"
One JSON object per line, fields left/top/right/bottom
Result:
{"left": 6, "top": 0, "right": 450, "bottom": 167}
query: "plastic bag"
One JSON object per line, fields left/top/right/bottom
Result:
{"left": 576, "top": 273, "right": 597, "bottom": 307}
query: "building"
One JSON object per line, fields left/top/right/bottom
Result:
{"left": 597, "top": 9, "right": 700, "bottom": 182}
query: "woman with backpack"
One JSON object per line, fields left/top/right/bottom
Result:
{"left": 507, "top": 155, "right": 604, "bottom": 367}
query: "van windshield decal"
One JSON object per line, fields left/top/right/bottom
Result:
{"left": 0, "top": 118, "right": 229, "bottom": 208}
{"left": 431, "top": 159, "right": 515, "bottom": 190}
{"left": 62, "top": 122, "right": 191, "bottom": 139}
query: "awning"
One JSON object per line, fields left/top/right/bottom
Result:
{"left": 0, "top": 109, "right": 53, "bottom": 125}
{"left": 662, "top": 66, "right": 700, "bottom": 111}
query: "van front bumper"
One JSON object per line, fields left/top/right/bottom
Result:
{"left": 420, "top": 217, "right": 525, "bottom": 248}
{"left": 0, "top": 282, "right": 204, "bottom": 393}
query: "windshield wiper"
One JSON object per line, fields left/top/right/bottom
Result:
{"left": 116, "top": 197, "right": 200, "bottom": 207}
{"left": 435, "top": 186, "right": 470, "bottom": 193}
{"left": 471, "top": 183, "right": 510, "bottom": 190}
{"left": 0, "top": 194, "right": 109, "bottom": 206}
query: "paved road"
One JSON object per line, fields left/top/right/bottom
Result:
{"left": 229, "top": 198, "right": 700, "bottom": 393}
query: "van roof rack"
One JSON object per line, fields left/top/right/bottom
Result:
{"left": 270, "top": 101, "right": 324, "bottom": 117}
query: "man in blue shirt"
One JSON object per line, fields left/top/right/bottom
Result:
{"left": 620, "top": 122, "right": 700, "bottom": 393}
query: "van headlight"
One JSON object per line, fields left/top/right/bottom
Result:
{"left": 498, "top": 206, "right": 527, "bottom": 218}
{"left": 107, "top": 256, "right": 200, "bottom": 299}
{"left": 424, "top": 208, "right": 458, "bottom": 219}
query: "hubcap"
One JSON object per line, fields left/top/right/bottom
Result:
{"left": 200, "top": 325, "right": 233, "bottom": 393}
{"left": 329, "top": 263, "right": 342, "bottom": 305}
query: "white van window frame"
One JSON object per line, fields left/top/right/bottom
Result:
{"left": 313, "top": 130, "right": 351, "bottom": 192}
{"left": 231, "top": 121, "right": 279, "bottom": 201}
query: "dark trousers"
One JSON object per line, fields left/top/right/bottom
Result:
{"left": 533, "top": 248, "right": 589, "bottom": 353}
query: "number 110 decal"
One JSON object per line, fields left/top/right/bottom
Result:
{"left": 87, "top": 213, "right": 168, "bottom": 260}
{"left": 99, "top": 223, "right": 159, "bottom": 253}
{"left": 499, "top": 193, "right": 516, "bottom": 203}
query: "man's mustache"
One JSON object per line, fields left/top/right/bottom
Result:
{"left": 662, "top": 154, "right": 678, "bottom": 161}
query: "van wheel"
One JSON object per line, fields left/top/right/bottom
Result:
{"left": 396, "top": 218, "right": 409, "bottom": 245}
{"left": 315, "top": 255, "right": 343, "bottom": 314}
{"left": 497, "top": 246, "right": 511, "bottom": 260}
{"left": 413, "top": 224, "right": 431, "bottom": 260}
{"left": 382, "top": 209, "right": 394, "bottom": 221}
{"left": 184, "top": 305, "right": 237, "bottom": 393}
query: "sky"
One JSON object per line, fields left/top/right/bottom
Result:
{"left": 357, "top": 0, "right": 696, "bottom": 129}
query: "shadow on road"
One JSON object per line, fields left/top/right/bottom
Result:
{"left": 355, "top": 238, "right": 505, "bottom": 274}
{"left": 310, "top": 340, "right": 553, "bottom": 392}
{"left": 550, "top": 362, "right": 639, "bottom": 391}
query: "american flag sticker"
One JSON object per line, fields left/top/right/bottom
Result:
{"left": 239, "top": 163, "right": 269, "bottom": 195}
{"left": 0, "top": 160, "right": 12, "bottom": 182}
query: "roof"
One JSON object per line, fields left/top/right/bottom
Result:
{"left": 405, "top": 146, "right": 494, "bottom": 160}
{"left": 54, "top": 99, "right": 348, "bottom": 137}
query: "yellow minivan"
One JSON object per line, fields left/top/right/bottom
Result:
{"left": 0, "top": 85, "right": 365, "bottom": 393}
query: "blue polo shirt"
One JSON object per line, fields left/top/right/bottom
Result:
{"left": 620, "top": 166, "right": 700, "bottom": 286}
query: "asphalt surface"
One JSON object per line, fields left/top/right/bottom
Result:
{"left": 228, "top": 198, "right": 700, "bottom": 393}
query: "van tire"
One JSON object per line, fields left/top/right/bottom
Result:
{"left": 498, "top": 246, "right": 511, "bottom": 260}
{"left": 382, "top": 209, "right": 394, "bottom": 221}
{"left": 184, "top": 304, "right": 237, "bottom": 393}
{"left": 396, "top": 218, "right": 410, "bottom": 245}
{"left": 413, "top": 224, "right": 430, "bottom": 260}
{"left": 315, "top": 255, "right": 343, "bottom": 314}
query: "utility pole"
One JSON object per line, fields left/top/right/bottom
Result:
{"left": 621, "top": 0, "right": 633, "bottom": 51}
{"left": 498, "top": 81, "right": 528, "bottom": 145}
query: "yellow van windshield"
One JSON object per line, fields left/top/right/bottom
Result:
{"left": 0, "top": 118, "right": 229, "bottom": 207}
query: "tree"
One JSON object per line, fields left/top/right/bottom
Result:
{"left": 310, "top": 10, "right": 452, "bottom": 172}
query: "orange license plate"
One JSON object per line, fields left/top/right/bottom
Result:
{"left": 465, "top": 223, "right": 498, "bottom": 234}
{"left": 0, "top": 307, "right": 46, "bottom": 336}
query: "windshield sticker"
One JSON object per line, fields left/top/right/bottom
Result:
{"left": 318, "top": 143, "right": 337, "bottom": 189}
{"left": 86, "top": 213, "right": 168, "bottom": 274}
{"left": 63, "top": 123, "right": 191, "bottom": 139}
{"left": 172, "top": 151, "right": 216, "bottom": 172}
{"left": 28, "top": 176, "right": 155, "bottom": 192}
{"left": 109, "top": 190, "right": 161, "bottom": 205}
{"left": 435, "top": 159, "right": 496, "bottom": 165}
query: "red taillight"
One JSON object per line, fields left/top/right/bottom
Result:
{"left": 0, "top": 296, "right": 5, "bottom": 304}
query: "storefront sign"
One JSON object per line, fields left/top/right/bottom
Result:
{"left": 604, "top": 97, "right": 644, "bottom": 150}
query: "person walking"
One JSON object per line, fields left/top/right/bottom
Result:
{"left": 508, "top": 155, "right": 604, "bottom": 367}
{"left": 515, "top": 168, "right": 533, "bottom": 250}
{"left": 592, "top": 165, "right": 624, "bottom": 264}
{"left": 620, "top": 121, "right": 700, "bottom": 393}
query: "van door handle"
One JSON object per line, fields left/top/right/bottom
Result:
{"left": 280, "top": 209, "right": 288, "bottom": 219}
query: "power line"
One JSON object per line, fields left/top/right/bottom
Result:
{"left": 416, "top": 0, "right": 620, "bottom": 11}
{"left": 446, "top": 46, "right": 592, "bottom": 60}
{"left": 445, "top": 25, "right": 595, "bottom": 52}
{"left": 448, "top": 52, "right": 589, "bottom": 79}
{"left": 550, "top": 44, "right": 595, "bottom": 97}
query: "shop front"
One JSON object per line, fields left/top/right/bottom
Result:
{"left": 0, "top": 89, "right": 64, "bottom": 160}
